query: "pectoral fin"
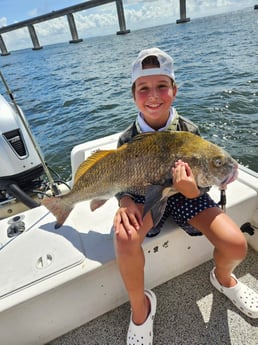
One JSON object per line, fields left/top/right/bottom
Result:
{"left": 90, "top": 199, "right": 108, "bottom": 211}
{"left": 150, "top": 198, "right": 168, "bottom": 227}
{"left": 143, "top": 185, "right": 164, "bottom": 218}
{"left": 143, "top": 185, "right": 177, "bottom": 227}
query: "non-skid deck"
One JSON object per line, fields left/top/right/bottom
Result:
{"left": 47, "top": 247, "right": 258, "bottom": 345}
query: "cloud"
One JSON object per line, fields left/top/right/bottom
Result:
{"left": 0, "top": 17, "right": 7, "bottom": 27}
{"left": 28, "top": 8, "right": 40, "bottom": 18}
{"left": 3, "top": 27, "right": 31, "bottom": 50}
{"left": 187, "top": 0, "right": 248, "bottom": 17}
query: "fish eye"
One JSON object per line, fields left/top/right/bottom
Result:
{"left": 213, "top": 157, "right": 223, "bottom": 167}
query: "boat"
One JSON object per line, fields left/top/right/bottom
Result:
{"left": 0, "top": 77, "right": 257, "bottom": 345}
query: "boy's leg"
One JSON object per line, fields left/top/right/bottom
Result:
{"left": 189, "top": 206, "right": 258, "bottom": 319}
{"left": 114, "top": 207, "right": 153, "bottom": 324}
{"left": 189, "top": 206, "right": 247, "bottom": 287}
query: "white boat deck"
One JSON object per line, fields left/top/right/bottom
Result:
{"left": 0, "top": 133, "right": 257, "bottom": 345}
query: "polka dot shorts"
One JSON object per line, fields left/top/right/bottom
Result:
{"left": 134, "top": 192, "right": 218, "bottom": 236}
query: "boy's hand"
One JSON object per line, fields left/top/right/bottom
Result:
{"left": 113, "top": 196, "right": 143, "bottom": 235}
{"left": 172, "top": 160, "right": 200, "bottom": 199}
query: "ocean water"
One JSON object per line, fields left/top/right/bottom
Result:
{"left": 0, "top": 7, "right": 257, "bottom": 179}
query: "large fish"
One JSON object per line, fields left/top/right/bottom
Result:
{"left": 42, "top": 131, "right": 238, "bottom": 228}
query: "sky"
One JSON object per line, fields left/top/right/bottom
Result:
{"left": 0, "top": 0, "right": 255, "bottom": 51}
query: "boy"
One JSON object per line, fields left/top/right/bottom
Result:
{"left": 113, "top": 48, "right": 258, "bottom": 345}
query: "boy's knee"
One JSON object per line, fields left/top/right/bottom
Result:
{"left": 236, "top": 235, "right": 248, "bottom": 258}
{"left": 225, "top": 234, "right": 248, "bottom": 260}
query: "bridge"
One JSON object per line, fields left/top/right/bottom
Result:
{"left": 0, "top": 0, "right": 189, "bottom": 56}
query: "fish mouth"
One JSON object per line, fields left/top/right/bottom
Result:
{"left": 220, "top": 165, "right": 238, "bottom": 188}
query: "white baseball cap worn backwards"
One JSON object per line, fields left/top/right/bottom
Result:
{"left": 131, "top": 47, "right": 175, "bottom": 85}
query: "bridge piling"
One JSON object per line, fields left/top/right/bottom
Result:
{"left": 0, "top": 35, "right": 10, "bottom": 56}
{"left": 27, "top": 24, "right": 43, "bottom": 50}
{"left": 176, "top": 0, "right": 190, "bottom": 24}
{"left": 67, "top": 13, "right": 83, "bottom": 43}
{"left": 116, "top": 0, "right": 130, "bottom": 35}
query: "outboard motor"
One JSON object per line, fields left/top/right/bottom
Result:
{"left": 0, "top": 71, "right": 64, "bottom": 219}
{"left": 0, "top": 94, "right": 43, "bottom": 209}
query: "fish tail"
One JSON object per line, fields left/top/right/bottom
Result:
{"left": 41, "top": 197, "right": 73, "bottom": 229}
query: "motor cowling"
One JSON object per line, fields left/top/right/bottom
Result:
{"left": 0, "top": 94, "right": 43, "bottom": 192}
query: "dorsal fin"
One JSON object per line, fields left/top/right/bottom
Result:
{"left": 74, "top": 150, "right": 114, "bottom": 184}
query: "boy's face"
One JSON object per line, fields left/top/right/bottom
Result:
{"left": 134, "top": 74, "right": 176, "bottom": 130}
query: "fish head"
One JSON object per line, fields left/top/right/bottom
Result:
{"left": 190, "top": 146, "right": 239, "bottom": 189}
